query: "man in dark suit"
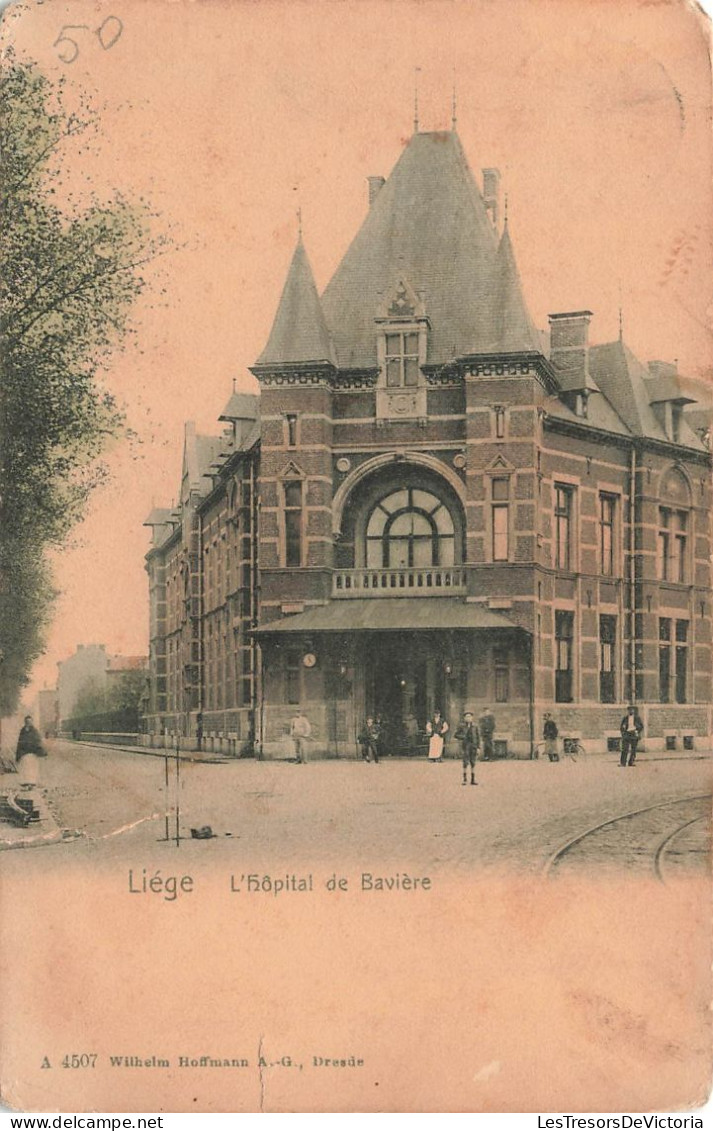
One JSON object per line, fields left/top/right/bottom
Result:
{"left": 620, "top": 705, "right": 644, "bottom": 767}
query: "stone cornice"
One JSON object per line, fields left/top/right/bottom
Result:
{"left": 332, "top": 369, "right": 380, "bottom": 390}
{"left": 250, "top": 361, "right": 336, "bottom": 387}
{"left": 422, "top": 352, "right": 559, "bottom": 394}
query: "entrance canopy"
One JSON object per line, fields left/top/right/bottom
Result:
{"left": 255, "top": 598, "right": 528, "bottom": 635}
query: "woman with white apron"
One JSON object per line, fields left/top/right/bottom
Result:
{"left": 426, "top": 711, "right": 449, "bottom": 762}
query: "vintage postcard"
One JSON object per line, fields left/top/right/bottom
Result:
{"left": 1, "top": 0, "right": 711, "bottom": 1115}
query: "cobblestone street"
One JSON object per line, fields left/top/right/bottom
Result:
{"left": 3, "top": 740, "right": 710, "bottom": 876}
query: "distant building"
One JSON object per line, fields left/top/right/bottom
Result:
{"left": 57, "top": 644, "right": 109, "bottom": 727}
{"left": 57, "top": 644, "right": 148, "bottom": 729}
{"left": 145, "top": 127, "right": 712, "bottom": 757}
{"left": 32, "top": 688, "right": 58, "bottom": 738}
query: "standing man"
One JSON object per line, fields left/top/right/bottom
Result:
{"left": 620, "top": 705, "right": 644, "bottom": 767}
{"left": 454, "top": 711, "right": 479, "bottom": 785}
{"left": 543, "top": 713, "right": 560, "bottom": 762}
{"left": 15, "top": 715, "right": 46, "bottom": 789}
{"left": 479, "top": 707, "right": 496, "bottom": 761}
{"left": 358, "top": 716, "right": 381, "bottom": 763}
{"left": 290, "top": 710, "right": 312, "bottom": 764}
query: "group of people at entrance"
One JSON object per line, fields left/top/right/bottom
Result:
{"left": 295, "top": 704, "right": 646, "bottom": 768}
{"left": 357, "top": 708, "right": 496, "bottom": 784}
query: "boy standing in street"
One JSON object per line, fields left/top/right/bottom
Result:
{"left": 455, "top": 711, "right": 479, "bottom": 785}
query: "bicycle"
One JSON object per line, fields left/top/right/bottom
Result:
{"left": 534, "top": 739, "right": 584, "bottom": 762}
{"left": 561, "top": 738, "right": 585, "bottom": 762}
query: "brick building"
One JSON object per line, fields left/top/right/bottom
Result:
{"left": 145, "top": 127, "right": 712, "bottom": 757}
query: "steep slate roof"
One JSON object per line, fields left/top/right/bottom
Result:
{"left": 219, "top": 391, "right": 260, "bottom": 421}
{"left": 588, "top": 340, "right": 706, "bottom": 451}
{"left": 588, "top": 341, "right": 668, "bottom": 441}
{"left": 143, "top": 507, "right": 173, "bottom": 527}
{"left": 320, "top": 130, "right": 536, "bottom": 368}
{"left": 543, "top": 390, "right": 631, "bottom": 437}
{"left": 685, "top": 407, "right": 712, "bottom": 436}
{"left": 256, "top": 237, "right": 335, "bottom": 367}
{"left": 494, "top": 222, "right": 543, "bottom": 354}
{"left": 182, "top": 422, "right": 224, "bottom": 494}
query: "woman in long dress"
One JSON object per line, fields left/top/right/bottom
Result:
{"left": 15, "top": 715, "right": 46, "bottom": 788}
{"left": 426, "top": 710, "right": 449, "bottom": 762}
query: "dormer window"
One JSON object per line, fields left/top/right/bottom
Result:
{"left": 385, "top": 332, "right": 420, "bottom": 387}
{"left": 574, "top": 391, "right": 589, "bottom": 418}
{"left": 670, "top": 404, "right": 681, "bottom": 444}
{"left": 375, "top": 278, "right": 429, "bottom": 420}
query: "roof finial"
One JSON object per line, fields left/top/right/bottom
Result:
{"left": 451, "top": 68, "right": 457, "bottom": 130}
{"left": 414, "top": 67, "right": 421, "bottom": 134}
{"left": 232, "top": 376, "right": 237, "bottom": 393}
{"left": 618, "top": 279, "right": 623, "bottom": 341}
{"left": 297, "top": 206, "right": 303, "bottom": 239}
{"left": 504, "top": 192, "right": 509, "bottom": 228}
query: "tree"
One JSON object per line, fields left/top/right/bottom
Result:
{"left": 108, "top": 668, "right": 148, "bottom": 719}
{"left": 70, "top": 678, "right": 108, "bottom": 723}
{"left": 68, "top": 669, "right": 148, "bottom": 732}
{"left": 0, "top": 50, "right": 164, "bottom": 715}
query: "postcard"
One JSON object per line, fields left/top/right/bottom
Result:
{"left": 0, "top": 0, "right": 711, "bottom": 1115}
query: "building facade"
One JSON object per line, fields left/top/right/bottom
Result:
{"left": 145, "top": 128, "right": 712, "bottom": 758}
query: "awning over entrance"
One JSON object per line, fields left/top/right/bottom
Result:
{"left": 255, "top": 598, "right": 528, "bottom": 635}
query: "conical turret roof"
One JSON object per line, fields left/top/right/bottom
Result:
{"left": 256, "top": 236, "right": 335, "bottom": 367}
{"left": 492, "top": 222, "right": 542, "bottom": 353}
{"left": 320, "top": 130, "right": 540, "bottom": 367}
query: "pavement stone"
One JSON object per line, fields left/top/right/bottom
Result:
{"left": 0, "top": 780, "right": 66, "bottom": 850}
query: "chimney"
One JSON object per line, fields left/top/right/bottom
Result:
{"left": 482, "top": 168, "right": 501, "bottom": 228}
{"left": 367, "top": 176, "right": 385, "bottom": 207}
{"left": 548, "top": 311, "right": 593, "bottom": 384}
{"left": 549, "top": 311, "right": 594, "bottom": 416}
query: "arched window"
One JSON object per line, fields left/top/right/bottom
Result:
{"left": 365, "top": 488, "right": 455, "bottom": 568}
{"left": 657, "top": 467, "right": 691, "bottom": 583}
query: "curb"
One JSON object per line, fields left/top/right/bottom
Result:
{"left": 0, "top": 787, "right": 69, "bottom": 852}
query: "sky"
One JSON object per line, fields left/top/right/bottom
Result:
{"left": 3, "top": 0, "right": 712, "bottom": 711}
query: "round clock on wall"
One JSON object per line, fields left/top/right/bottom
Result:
{"left": 303, "top": 653, "right": 317, "bottom": 668}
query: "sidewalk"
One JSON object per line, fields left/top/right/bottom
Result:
{"left": 72, "top": 738, "right": 237, "bottom": 763}
{"left": 0, "top": 783, "right": 68, "bottom": 851}
{"left": 73, "top": 739, "right": 712, "bottom": 764}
